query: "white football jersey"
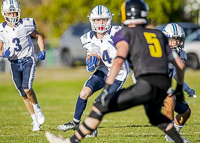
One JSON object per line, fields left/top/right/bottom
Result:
{"left": 0, "top": 18, "right": 36, "bottom": 60}
{"left": 81, "top": 25, "right": 130, "bottom": 81}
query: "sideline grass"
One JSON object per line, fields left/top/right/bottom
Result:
{"left": 0, "top": 66, "right": 200, "bottom": 143}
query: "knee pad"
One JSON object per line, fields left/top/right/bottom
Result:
{"left": 93, "top": 101, "right": 110, "bottom": 115}
{"left": 88, "top": 111, "right": 103, "bottom": 121}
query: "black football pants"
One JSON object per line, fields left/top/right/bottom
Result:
{"left": 94, "top": 78, "right": 171, "bottom": 125}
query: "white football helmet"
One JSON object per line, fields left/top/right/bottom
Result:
{"left": 1, "top": 0, "right": 21, "bottom": 26}
{"left": 162, "top": 23, "right": 186, "bottom": 50}
{"left": 88, "top": 5, "right": 113, "bottom": 33}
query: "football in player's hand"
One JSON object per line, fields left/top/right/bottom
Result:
{"left": 86, "top": 54, "right": 101, "bottom": 66}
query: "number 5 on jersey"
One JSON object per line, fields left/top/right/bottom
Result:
{"left": 143, "top": 32, "right": 162, "bottom": 58}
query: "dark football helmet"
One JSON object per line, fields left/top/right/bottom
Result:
{"left": 120, "top": 0, "right": 149, "bottom": 25}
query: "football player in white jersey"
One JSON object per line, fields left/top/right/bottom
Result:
{"left": 162, "top": 23, "right": 196, "bottom": 142}
{"left": 57, "top": 5, "right": 130, "bottom": 137}
{"left": 0, "top": 0, "right": 45, "bottom": 131}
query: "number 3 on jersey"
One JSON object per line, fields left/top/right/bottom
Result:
{"left": 143, "top": 32, "right": 162, "bottom": 58}
{"left": 13, "top": 38, "right": 22, "bottom": 51}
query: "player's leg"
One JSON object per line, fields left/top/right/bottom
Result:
{"left": 22, "top": 57, "right": 45, "bottom": 126}
{"left": 163, "top": 94, "right": 175, "bottom": 121}
{"left": 63, "top": 79, "right": 160, "bottom": 142}
{"left": 10, "top": 61, "right": 40, "bottom": 131}
{"left": 22, "top": 95, "right": 40, "bottom": 131}
{"left": 174, "top": 101, "right": 191, "bottom": 129}
{"left": 57, "top": 70, "right": 106, "bottom": 132}
{"left": 174, "top": 101, "right": 191, "bottom": 142}
{"left": 164, "top": 98, "right": 191, "bottom": 142}
{"left": 145, "top": 93, "right": 183, "bottom": 143}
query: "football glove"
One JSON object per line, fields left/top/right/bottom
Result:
{"left": 37, "top": 51, "right": 46, "bottom": 60}
{"left": 96, "top": 84, "right": 111, "bottom": 106}
{"left": 2, "top": 47, "right": 10, "bottom": 58}
{"left": 173, "top": 84, "right": 185, "bottom": 103}
{"left": 187, "top": 88, "right": 197, "bottom": 98}
{"left": 86, "top": 56, "right": 98, "bottom": 72}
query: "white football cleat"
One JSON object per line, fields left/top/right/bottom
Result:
{"left": 165, "top": 134, "right": 190, "bottom": 142}
{"left": 45, "top": 131, "right": 71, "bottom": 143}
{"left": 180, "top": 136, "right": 191, "bottom": 142}
{"left": 31, "top": 121, "right": 40, "bottom": 131}
{"left": 33, "top": 106, "right": 45, "bottom": 125}
{"left": 57, "top": 121, "right": 79, "bottom": 132}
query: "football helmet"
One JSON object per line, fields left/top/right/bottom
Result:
{"left": 88, "top": 5, "right": 113, "bottom": 33}
{"left": 162, "top": 23, "right": 186, "bottom": 50}
{"left": 120, "top": 0, "right": 149, "bottom": 25}
{"left": 1, "top": 0, "right": 21, "bottom": 26}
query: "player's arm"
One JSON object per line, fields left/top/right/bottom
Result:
{"left": 106, "top": 40, "right": 129, "bottom": 85}
{"left": 96, "top": 40, "right": 129, "bottom": 106}
{"left": 0, "top": 42, "right": 3, "bottom": 57}
{"left": 172, "top": 74, "right": 196, "bottom": 97}
{"left": 167, "top": 45, "right": 185, "bottom": 102}
{"left": 31, "top": 30, "right": 46, "bottom": 60}
{"left": 0, "top": 41, "right": 10, "bottom": 58}
{"left": 167, "top": 46, "right": 185, "bottom": 84}
{"left": 31, "top": 30, "right": 45, "bottom": 52}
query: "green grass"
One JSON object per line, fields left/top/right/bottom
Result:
{"left": 0, "top": 66, "right": 200, "bottom": 143}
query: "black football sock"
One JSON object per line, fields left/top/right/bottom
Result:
{"left": 70, "top": 134, "right": 80, "bottom": 143}
{"left": 165, "top": 127, "right": 183, "bottom": 143}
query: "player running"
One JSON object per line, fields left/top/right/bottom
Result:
{"left": 57, "top": 5, "right": 130, "bottom": 137}
{"left": 162, "top": 23, "right": 196, "bottom": 142}
{"left": 0, "top": 0, "right": 45, "bottom": 131}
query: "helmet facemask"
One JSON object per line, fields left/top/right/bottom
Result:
{"left": 4, "top": 11, "right": 20, "bottom": 26}
{"left": 90, "top": 18, "right": 112, "bottom": 34}
{"left": 168, "top": 37, "right": 181, "bottom": 53}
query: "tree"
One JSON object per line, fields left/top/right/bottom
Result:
{"left": 0, "top": 0, "right": 190, "bottom": 38}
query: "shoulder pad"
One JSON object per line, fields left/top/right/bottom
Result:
{"left": 109, "top": 25, "right": 122, "bottom": 36}
{"left": 22, "top": 18, "right": 36, "bottom": 27}
{"left": 112, "top": 25, "right": 122, "bottom": 30}
{"left": 80, "top": 31, "right": 92, "bottom": 47}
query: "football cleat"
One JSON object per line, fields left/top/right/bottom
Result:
{"left": 57, "top": 121, "right": 79, "bottom": 132}
{"left": 85, "top": 129, "right": 98, "bottom": 138}
{"left": 45, "top": 131, "right": 71, "bottom": 143}
{"left": 165, "top": 134, "right": 190, "bottom": 142}
{"left": 180, "top": 136, "right": 191, "bottom": 142}
{"left": 33, "top": 106, "right": 45, "bottom": 125}
{"left": 31, "top": 121, "right": 40, "bottom": 131}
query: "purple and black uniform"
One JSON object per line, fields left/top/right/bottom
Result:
{"left": 94, "top": 25, "right": 174, "bottom": 127}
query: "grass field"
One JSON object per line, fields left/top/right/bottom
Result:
{"left": 0, "top": 66, "right": 200, "bottom": 143}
